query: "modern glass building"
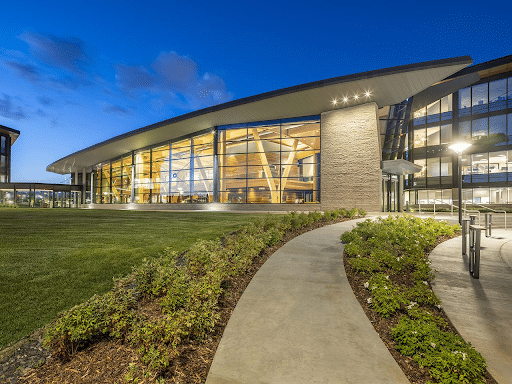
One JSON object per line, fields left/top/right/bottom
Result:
{"left": 46, "top": 55, "right": 512, "bottom": 212}
{"left": 406, "top": 55, "right": 512, "bottom": 207}
{"left": 0, "top": 125, "right": 19, "bottom": 183}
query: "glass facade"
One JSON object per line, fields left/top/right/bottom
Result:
{"left": 409, "top": 72, "right": 512, "bottom": 205}
{"left": 92, "top": 115, "right": 320, "bottom": 205}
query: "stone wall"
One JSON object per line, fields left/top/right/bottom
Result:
{"left": 320, "top": 102, "right": 382, "bottom": 212}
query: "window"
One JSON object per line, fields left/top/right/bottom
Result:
{"left": 459, "top": 87, "right": 471, "bottom": 116}
{"left": 440, "top": 95, "right": 452, "bottom": 120}
{"left": 440, "top": 124, "right": 452, "bottom": 145}
{"left": 489, "top": 79, "right": 507, "bottom": 111}
{"left": 472, "top": 118, "right": 488, "bottom": 140}
{"left": 472, "top": 83, "right": 488, "bottom": 114}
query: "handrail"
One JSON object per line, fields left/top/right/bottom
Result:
{"left": 470, "top": 203, "right": 507, "bottom": 230}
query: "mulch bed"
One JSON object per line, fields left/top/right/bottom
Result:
{"left": 343, "top": 235, "right": 498, "bottom": 384}
{"left": 1, "top": 216, "right": 352, "bottom": 384}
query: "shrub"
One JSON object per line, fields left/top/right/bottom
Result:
{"left": 392, "top": 314, "right": 486, "bottom": 384}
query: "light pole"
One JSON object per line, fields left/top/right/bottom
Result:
{"left": 449, "top": 142, "right": 472, "bottom": 224}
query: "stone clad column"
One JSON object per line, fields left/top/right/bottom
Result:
{"left": 321, "top": 102, "right": 382, "bottom": 212}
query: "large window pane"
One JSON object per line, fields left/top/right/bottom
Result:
{"left": 426, "top": 126, "right": 440, "bottom": 146}
{"left": 414, "top": 128, "right": 426, "bottom": 148}
{"left": 440, "top": 124, "right": 452, "bottom": 145}
{"left": 426, "top": 99, "right": 440, "bottom": 123}
{"left": 472, "top": 83, "right": 488, "bottom": 114}
{"left": 489, "top": 151, "right": 507, "bottom": 182}
{"left": 489, "top": 114, "right": 507, "bottom": 147}
{"left": 489, "top": 79, "right": 507, "bottom": 111}
{"left": 472, "top": 118, "right": 488, "bottom": 139}
{"left": 459, "top": 87, "right": 471, "bottom": 116}
{"left": 471, "top": 153, "right": 489, "bottom": 183}
{"left": 413, "top": 107, "right": 426, "bottom": 125}
{"left": 440, "top": 94, "right": 453, "bottom": 120}
{"left": 459, "top": 120, "right": 471, "bottom": 141}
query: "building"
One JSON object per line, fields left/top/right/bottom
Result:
{"left": 0, "top": 125, "right": 19, "bottom": 183}
{"left": 0, "top": 126, "right": 81, "bottom": 207}
{"left": 45, "top": 54, "right": 512, "bottom": 212}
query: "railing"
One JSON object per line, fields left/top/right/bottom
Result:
{"left": 417, "top": 201, "right": 480, "bottom": 223}
{"left": 471, "top": 203, "right": 507, "bottom": 230}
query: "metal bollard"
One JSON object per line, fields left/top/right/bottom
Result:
{"left": 469, "top": 215, "right": 477, "bottom": 225}
{"left": 461, "top": 218, "right": 470, "bottom": 256}
{"left": 484, "top": 213, "right": 492, "bottom": 237}
{"left": 469, "top": 225, "right": 483, "bottom": 279}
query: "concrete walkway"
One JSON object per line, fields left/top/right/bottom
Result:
{"left": 206, "top": 219, "right": 409, "bottom": 384}
{"left": 430, "top": 228, "right": 512, "bottom": 384}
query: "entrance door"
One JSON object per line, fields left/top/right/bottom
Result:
{"left": 382, "top": 174, "right": 398, "bottom": 212}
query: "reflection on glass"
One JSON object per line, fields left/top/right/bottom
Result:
{"left": 472, "top": 83, "right": 488, "bottom": 114}
{"left": 472, "top": 118, "right": 488, "bottom": 140}
{"left": 413, "top": 107, "right": 426, "bottom": 125}
{"left": 440, "top": 95, "right": 453, "bottom": 120}
{"left": 414, "top": 128, "right": 426, "bottom": 148}
{"left": 459, "top": 87, "right": 471, "bottom": 116}
{"left": 440, "top": 124, "right": 452, "bottom": 145}
{"left": 426, "top": 126, "right": 440, "bottom": 146}
{"left": 489, "top": 79, "right": 507, "bottom": 111}
{"left": 427, "top": 100, "right": 440, "bottom": 123}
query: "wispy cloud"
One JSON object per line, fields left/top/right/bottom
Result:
{"left": 103, "top": 104, "right": 132, "bottom": 115}
{"left": 0, "top": 94, "right": 26, "bottom": 120}
{"left": 37, "top": 96, "right": 53, "bottom": 106}
{"left": 3, "top": 61, "right": 40, "bottom": 83}
{"left": 115, "top": 50, "right": 233, "bottom": 109}
{"left": 19, "top": 32, "right": 89, "bottom": 73}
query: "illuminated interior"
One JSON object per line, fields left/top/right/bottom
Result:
{"left": 93, "top": 116, "right": 320, "bottom": 204}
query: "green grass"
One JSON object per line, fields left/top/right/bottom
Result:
{"left": 0, "top": 208, "right": 262, "bottom": 349}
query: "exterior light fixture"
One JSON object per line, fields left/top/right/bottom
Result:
{"left": 354, "top": 94, "right": 359, "bottom": 100}
{"left": 449, "top": 142, "right": 472, "bottom": 224}
{"left": 332, "top": 99, "right": 338, "bottom": 106}
{"left": 343, "top": 97, "right": 348, "bottom": 103}
{"left": 365, "top": 91, "right": 371, "bottom": 97}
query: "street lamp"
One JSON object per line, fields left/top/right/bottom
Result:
{"left": 449, "top": 142, "right": 472, "bottom": 224}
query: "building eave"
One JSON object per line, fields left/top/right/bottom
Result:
{"left": 47, "top": 55, "right": 473, "bottom": 174}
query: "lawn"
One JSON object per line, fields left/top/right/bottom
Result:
{"left": 0, "top": 208, "right": 261, "bottom": 349}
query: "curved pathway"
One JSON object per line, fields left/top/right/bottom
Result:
{"left": 206, "top": 219, "right": 408, "bottom": 384}
{"left": 430, "top": 228, "right": 512, "bottom": 384}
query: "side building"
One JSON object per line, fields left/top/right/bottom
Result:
{"left": 0, "top": 126, "right": 82, "bottom": 207}
{"left": 47, "top": 55, "right": 495, "bottom": 212}
{"left": 0, "top": 125, "right": 19, "bottom": 183}
{"left": 406, "top": 55, "right": 512, "bottom": 207}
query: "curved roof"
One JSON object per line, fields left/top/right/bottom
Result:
{"left": 47, "top": 55, "right": 472, "bottom": 174}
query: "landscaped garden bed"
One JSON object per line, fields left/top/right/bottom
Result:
{"left": 2, "top": 208, "right": 364, "bottom": 383}
{"left": 342, "top": 215, "right": 497, "bottom": 384}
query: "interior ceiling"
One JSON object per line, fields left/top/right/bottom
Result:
{"left": 48, "top": 56, "right": 473, "bottom": 174}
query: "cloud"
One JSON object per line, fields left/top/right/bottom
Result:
{"left": 37, "top": 96, "right": 53, "bottom": 106}
{"left": 3, "top": 61, "right": 41, "bottom": 83}
{"left": 115, "top": 64, "right": 156, "bottom": 92}
{"left": 103, "top": 104, "right": 132, "bottom": 115}
{"left": 115, "top": 51, "right": 233, "bottom": 109}
{"left": 36, "top": 108, "right": 47, "bottom": 117}
{"left": 19, "top": 32, "right": 89, "bottom": 73}
{"left": 0, "top": 94, "right": 26, "bottom": 120}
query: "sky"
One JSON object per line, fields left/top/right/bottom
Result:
{"left": 0, "top": 0, "right": 511, "bottom": 183}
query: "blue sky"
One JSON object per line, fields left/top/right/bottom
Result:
{"left": 1, "top": 0, "right": 510, "bottom": 183}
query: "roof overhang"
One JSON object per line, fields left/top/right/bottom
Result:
{"left": 382, "top": 159, "right": 422, "bottom": 175}
{"left": 0, "top": 125, "right": 20, "bottom": 145}
{"left": 47, "top": 55, "right": 473, "bottom": 174}
{"left": 411, "top": 72, "right": 480, "bottom": 112}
